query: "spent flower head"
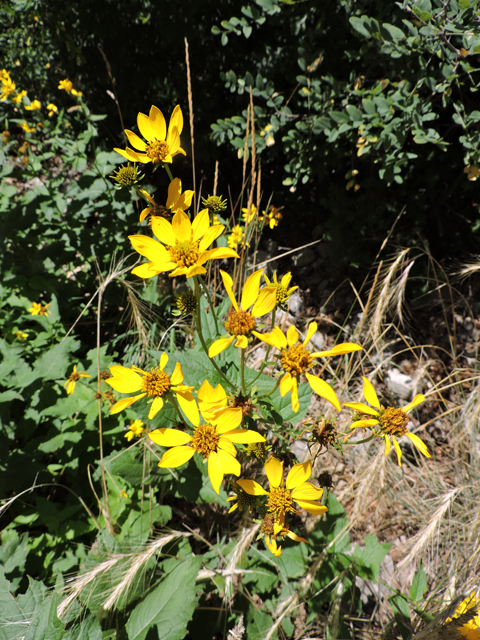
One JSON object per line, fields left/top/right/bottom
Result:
{"left": 111, "top": 163, "right": 142, "bottom": 188}
{"left": 202, "top": 194, "right": 228, "bottom": 214}
{"left": 175, "top": 289, "right": 197, "bottom": 315}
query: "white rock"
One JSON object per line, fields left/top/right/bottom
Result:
{"left": 293, "top": 248, "right": 315, "bottom": 268}
{"left": 309, "top": 331, "right": 325, "bottom": 351}
{"left": 287, "top": 291, "right": 303, "bottom": 317}
{"left": 386, "top": 369, "right": 414, "bottom": 399}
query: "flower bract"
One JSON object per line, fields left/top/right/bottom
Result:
{"left": 129, "top": 208, "right": 239, "bottom": 279}
{"left": 253, "top": 322, "right": 362, "bottom": 412}
{"left": 64, "top": 365, "right": 91, "bottom": 395}
{"left": 343, "top": 376, "right": 430, "bottom": 466}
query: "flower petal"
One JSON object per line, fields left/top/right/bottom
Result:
{"left": 176, "top": 390, "right": 199, "bottom": 427}
{"left": 132, "top": 262, "right": 174, "bottom": 278}
{"left": 286, "top": 325, "right": 299, "bottom": 346}
{"left": 403, "top": 394, "right": 425, "bottom": 413}
{"left": 294, "top": 499, "right": 328, "bottom": 515}
{"left": 159, "top": 446, "right": 195, "bottom": 468}
{"left": 203, "top": 247, "right": 239, "bottom": 261}
{"left": 303, "top": 322, "right": 318, "bottom": 347}
{"left": 384, "top": 435, "right": 391, "bottom": 456}
{"left": 166, "top": 177, "right": 182, "bottom": 209}
{"left": 280, "top": 372, "right": 293, "bottom": 397}
{"left": 125, "top": 129, "right": 147, "bottom": 151}
{"left": 208, "top": 451, "right": 224, "bottom": 494}
{"left": 265, "top": 536, "right": 282, "bottom": 556}
{"left": 291, "top": 482, "right": 323, "bottom": 501}
{"left": 392, "top": 435, "right": 402, "bottom": 466}
{"left": 235, "top": 335, "right": 248, "bottom": 348}
{"left": 151, "top": 217, "right": 176, "bottom": 246}
{"left": 217, "top": 437, "right": 236, "bottom": 456}
{"left": 110, "top": 393, "right": 146, "bottom": 415}
{"left": 198, "top": 225, "right": 225, "bottom": 252}
{"left": 215, "top": 407, "right": 243, "bottom": 433}
{"left": 114, "top": 147, "right": 143, "bottom": 163}
{"left": 311, "top": 343, "right": 363, "bottom": 358}
{"left": 251, "top": 287, "right": 277, "bottom": 318}
{"left": 137, "top": 111, "right": 153, "bottom": 141}
{"left": 253, "top": 326, "right": 286, "bottom": 350}
{"left": 192, "top": 209, "right": 210, "bottom": 242}
{"left": 149, "top": 105, "right": 167, "bottom": 140}
{"left": 174, "top": 190, "right": 194, "bottom": 213}
{"left": 168, "top": 105, "right": 184, "bottom": 136}
{"left": 290, "top": 377, "right": 299, "bottom": 412}
{"left": 343, "top": 402, "right": 379, "bottom": 416}
{"left": 159, "top": 352, "right": 168, "bottom": 370}
{"left": 220, "top": 270, "right": 238, "bottom": 311}
{"left": 265, "top": 456, "right": 284, "bottom": 488}
{"left": 305, "top": 373, "right": 341, "bottom": 412}
{"left": 222, "top": 428, "right": 265, "bottom": 443}
{"left": 350, "top": 419, "right": 380, "bottom": 429}
{"left": 129, "top": 235, "right": 170, "bottom": 262}
{"left": 287, "top": 531, "right": 309, "bottom": 544}
{"left": 286, "top": 460, "right": 312, "bottom": 490}
{"left": 149, "top": 428, "right": 192, "bottom": 447}
{"left": 170, "top": 361, "right": 183, "bottom": 385}
{"left": 362, "top": 377, "right": 381, "bottom": 409}
{"left": 208, "top": 336, "right": 235, "bottom": 358}
{"left": 148, "top": 396, "right": 164, "bottom": 419}
{"left": 405, "top": 432, "right": 431, "bottom": 458}
{"left": 217, "top": 449, "right": 241, "bottom": 476}
{"left": 241, "top": 269, "right": 263, "bottom": 311}
{"left": 106, "top": 366, "right": 143, "bottom": 393}
{"left": 172, "top": 210, "right": 192, "bottom": 243}
{"left": 236, "top": 479, "right": 268, "bottom": 496}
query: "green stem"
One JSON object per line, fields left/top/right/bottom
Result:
{"left": 193, "top": 276, "right": 236, "bottom": 390}
{"left": 240, "top": 348, "right": 246, "bottom": 395}
{"left": 250, "top": 309, "right": 276, "bottom": 386}
{"left": 199, "top": 274, "right": 219, "bottom": 334}
{"left": 168, "top": 393, "right": 186, "bottom": 424}
{"left": 340, "top": 433, "right": 377, "bottom": 445}
{"left": 258, "top": 376, "right": 281, "bottom": 400}
{"left": 163, "top": 164, "right": 175, "bottom": 182}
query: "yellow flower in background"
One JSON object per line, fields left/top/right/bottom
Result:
{"left": 105, "top": 353, "right": 196, "bottom": 420}
{"left": 129, "top": 208, "right": 239, "bottom": 279}
{"left": 71, "top": 88, "right": 82, "bottom": 97}
{"left": 28, "top": 301, "right": 51, "bottom": 316}
{"left": 259, "top": 514, "right": 308, "bottom": 557}
{"left": 149, "top": 384, "right": 265, "bottom": 494}
{"left": 24, "top": 99, "right": 41, "bottom": 111}
{"left": 343, "top": 377, "right": 430, "bottom": 466}
{"left": 241, "top": 203, "right": 258, "bottom": 224}
{"left": 237, "top": 456, "right": 328, "bottom": 521}
{"left": 227, "top": 224, "right": 247, "bottom": 249}
{"left": 14, "top": 330, "right": 28, "bottom": 341}
{"left": 47, "top": 103, "right": 58, "bottom": 117}
{"left": 58, "top": 79, "right": 73, "bottom": 92}
{"left": 64, "top": 365, "right": 91, "bottom": 395}
{"left": 445, "top": 593, "right": 480, "bottom": 640}
{"left": 0, "top": 69, "right": 16, "bottom": 101}
{"left": 208, "top": 269, "right": 277, "bottom": 357}
{"left": 125, "top": 419, "right": 146, "bottom": 442}
{"left": 263, "top": 271, "right": 297, "bottom": 307}
{"left": 12, "top": 90, "right": 27, "bottom": 104}
{"left": 114, "top": 104, "right": 186, "bottom": 165}
{"left": 253, "top": 322, "right": 362, "bottom": 412}
{"left": 263, "top": 205, "right": 282, "bottom": 229}
{"left": 20, "top": 122, "right": 35, "bottom": 133}
{"left": 139, "top": 178, "right": 194, "bottom": 223}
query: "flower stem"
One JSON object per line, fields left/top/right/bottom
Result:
{"left": 258, "top": 376, "right": 281, "bottom": 400}
{"left": 163, "top": 164, "right": 175, "bottom": 182}
{"left": 250, "top": 309, "right": 276, "bottom": 386}
{"left": 240, "top": 348, "right": 246, "bottom": 395}
{"left": 199, "top": 274, "right": 219, "bottom": 334}
{"left": 168, "top": 393, "right": 186, "bottom": 423}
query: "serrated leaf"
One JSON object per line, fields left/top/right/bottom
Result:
{"left": 32, "top": 337, "right": 80, "bottom": 383}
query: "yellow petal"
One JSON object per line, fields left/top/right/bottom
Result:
{"left": 208, "top": 336, "right": 235, "bottom": 358}
{"left": 174, "top": 190, "right": 194, "bottom": 212}
{"left": 151, "top": 217, "right": 176, "bottom": 246}
{"left": 303, "top": 322, "right": 318, "bottom": 347}
{"left": 207, "top": 248, "right": 240, "bottom": 261}
{"left": 208, "top": 451, "right": 224, "bottom": 494}
{"left": 166, "top": 177, "right": 182, "bottom": 209}
{"left": 291, "top": 377, "right": 299, "bottom": 412}
{"left": 291, "top": 482, "right": 323, "bottom": 501}
{"left": 311, "top": 343, "right": 363, "bottom": 358}
{"left": 217, "top": 437, "right": 236, "bottom": 456}
{"left": 66, "top": 380, "right": 75, "bottom": 395}
{"left": 149, "top": 428, "right": 192, "bottom": 447}
{"left": 184, "top": 265, "right": 207, "bottom": 278}
{"left": 132, "top": 262, "right": 173, "bottom": 279}
{"left": 236, "top": 479, "right": 268, "bottom": 496}
{"left": 279, "top": 372, "right": 293, "bottom": 397}
{"left": 114, "top": 147, "right": 143, "bottom": 163}
{"left": 148, "top": 396, "right": 164, "bottom": 419}
{"left": 110, "top": 393, "right": 146, "bottom": 415}
{"left": 129, "top": 235, "right": 169, "bottom": 262}
{"left": 215, "top": 407, "right": 243, "bottom": 433}
{"left": 139, "top": 207, "right": 150, "bottom": 223}
{"left": 168, "top": 105, "right": 184, "bottom": 136}
{"left": 166, "top": 126, "right": 180, "bottom": 153}
{"left": 294, "top": 499, "right": 328, "bottom": 515}
{"left": 252, "top": 326, "right": 286, "bottom": 350}
{"left": 305, "top": 373, "right": 341, "bottom": 412}
{"left": 217, "top": 449, "right": 241, "bottom": 476}
{"left": 235, "top": 335, "right": 248, "bottom": 348}
{"left": 405, "top": 432, "right": 431, "bottom": 458}
{"left": 265, "top": 456, "right": 284, "bottom": 488}
{"left": 106, "top": 366, "right": 143, "bottom": 393}
{"left": 403, "top": 394, "right": 425, "bottom": 413}
{"left": 149, "top": 105, "right": 167, "bottom": 140}
{"left": 198, "top": 225, "right": 225, "bottom": 252}
{"left": 350, "top": 419, "right": 380, "bottom": 429}
{"left": 286, "top": 460, "right": 312, "bottom": 490}
{"left": 228, "top": 502, "right": 238, "bottom": 513}
{"left": 159, "top": 352, "right": 168, "bottom": 370}
{"left": 172, "top": 210, "right": 192, "bottom": 243}
{"left": 287, "top": 325, "right": 299, "bottom": 346}
{"left": 176, "top": 390, "right": 199, "bottom": 427}
{"left": 343, "top": 402, "right": 379, "bottom": 416}
{"left": 192, "top": 209, "right": 210, "bottom": 242}
{"left": 222, "top": 428, "right": 265, "bottom": 443}
{"left": 137, "top": 111, "right": 153, "bottom": 141}
{"left": 170, "top": 361, "right": 183, "bottom": 385}
{"left": 362, "top": 377, "right": 381, "bottom": 409}
{"left": 392, "top": 435, "right": 402, "bottom": 466}
{"left": 251, "top": 287, "right": 277, "bottom": 318}
{"left": 287, "top": 531, "right": 309, "bottom": 544}
{"left": 384, "top": 435, "right": 391, "bottom": 456}
{"left": 198, "top": 380, "right": 228, "bottom": 416}
{"left": 159, "top": 445, "right": 195, "bottom": 468}
{"left": 241, "top": 269, "right": 263, "bottom": 311}
{"left": 220, "top": 270, "right": 238, "bottom": 311}
{"left": 125, "top": 129, "right": 147, "bottom": 151}
{"left": 265, "top": 536, "right": 282, "bottom": 556}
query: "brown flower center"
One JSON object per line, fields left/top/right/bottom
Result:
{"left": 380, "top": 407, "right": 408, "bottom": 436}
{"left": 141, "top": 368, "right": 171, "bottom": 397}
{"left": 267, "top": 486, "right": 295, "bottom": 517}
{"left": 281, "top": 344, "right": 313, "bottom": 376}
{"left": 145, "top": 139, "right": 169, "bottom": 163}
{"left": 169, "top": 239, "right": 200, "bottom": 268}
{"left": 190, "top": 424, "right": 220, "bottom": 459}
{"left": 275, "top": 285, "right": 289, "bottom": 305}
{"left": 224, "top": 310, "right": 256, "bottom": 336}
{"left": 70, "top": 372, "right": 80, "bottom": 382}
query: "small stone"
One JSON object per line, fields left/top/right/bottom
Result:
{"left": 293, "top": 248, "right": 315, "bottom": 268}
{"left": 291, "top": 439, "right": 309, "bottom": 461}
{"left": 386, "top": 369, "right": 414, "bottom": 399}
{"left": 287, "top": 291, "right": 303, "bottom": 317}
{"left": 309, "top": 331, "right": 325, "bottom": 351}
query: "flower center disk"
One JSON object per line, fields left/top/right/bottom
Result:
{"left": 380, "top": 407, "right": 408, "bottom": 436}
{"left": 191, "top": 424, "right": 220, "bottom": 458}
{"left": 141, "top": 368, "right": 171, "bottom": 397}
{"left": 145, "top": 139, "right": 169, "bottom": 163}
{"left": 281, "top": 344, "right": 313, "bottom": 376}
{"left": 267, "top": 486, "right": 295, "bottom": 516}
{"left": 224, "top": 310, "right": 256, "bottom": 336}
{"left": 169, "top": 240, "right": 200, "bottom": 268}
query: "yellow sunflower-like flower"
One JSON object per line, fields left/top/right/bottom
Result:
{"left": 445, "top": 593, "right": 480, "bottom": 640}
{"left": 64, "top": 365, "right": 91, "bottom": 395}
{"left": 264, "top": 271, "right": 297, "bottom": 307}
{"left": 105, "top": 353, "right": 196, "bottom": 420}
{"left": 20, "top": 122, "right": 35, "bottom": 133}
{"left": 237, "top": 456, "right": 328, "bottom": 521}
{"left": 208, "top": 269, "right": 277, "bottom": 357}
{"left": 129, "top": 208, "right": 239, "bottom": 279}
{"left": 253, "top": 323, "right": 362, "bottom": 412}
{"left": 343, "top": 377, "right": 430, "bottom": 466}
{"left": 14, "top": 330, "right": 28, "bottom": 341}
{"left": 259, "top": 514, "right": 308, "bottom": 557}
{"left": 24, "top": 99, "right": 41, "bottom": 111}
{"left": 28, "top": 301, "right": 51, "bottom": 316}
{"left": 139, "top": 178, "right": 194, "bottom": 223}
{"left": 47, "top": 103, "right": 58, "bottom": 117}
{"left": 149, "top": 387, "right": 265, "bottom": 494}
{"left": 263, "top": 205, "right": 282, "bottom": 229}
{"left": 114, "top": 105, "right": 186, "bottom": 165}
{"left": 12, "top": 90, "right": 27, "bottom": 105}
{"left": 227, "top": 224, "right": 246, "bottom": 249}
{"left": 241, "top": 203, "right": 258, "bottom": 223}
{"left": 125, "top": 419, "right": 146, "bottom": 442}
{"left": 58, "top": 79, "right": 73, "bottom": 92}
{"left": 0, "top": 70, "right": 16, "bottom": 101}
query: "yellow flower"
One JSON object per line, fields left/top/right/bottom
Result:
{"left": 114, "top": 104, "right": 186, "bottom": 165}
{"left": 197, "top": 379, "right": 229, "bottom": 420}
{"left": 139, "top": 178, "right": 194, "bottom": 223}
{"left": 28, "top": 301, "right": 51, "bottom": 316}
{"left": 58, "top": 79, "right": 73, "bottom": 92}
{"left": 24, "top": 99, "right": 41, "bottom": 111}
{"left": 71, "top": 88, "right": 82, "bottom": 97}
{"left": 238, "top": 456, "right": 328, "bottom": 521}
{"left": 105, "top": 352, "right": 196, "bottom": 420}
{"left": 0, "top": 69, "right": 16, "bottom": 101}
{"left": 129, "top": 208, "right": 238, "bottom": 279}
{"left": 208, "top": 269, "right": 277, "bottom": 357}
{"left": 64, "top": 365, "right": 91, "bottom": 395}
{"left": 263, "top": 205, "right": 282, "bottom": 229}
{"left": 120, "top": 490, "right": 129, "bottom": 499}
{"left": 241, "top": 203, "right": 258, "bottom": 223}
{"left": 47, "top": 103, "right": 58, "bottom": 117}
{"left": 20, "top": 122, "right": 35, "bottom": 133}
{"left": 227, "top": 224, "right": 247, "bottom": 249}
{"left": 343, "top": 377, "right": 430, "bottom": 466}
{"left": 14, "top": 330, "right": 28, "bottom": 341}
{"left": 253, "top": 323, "right": 362, "bottom": 412}
{"left": 445, "top": 593, "right": 480, "bottom": 640}
{"left": 12, "top": 90, "right": 27, "bottom": 104}
{"left": 259, "top": 514, "right": 308, "bottom": 557}
{"left": 263, "top": 271, "right": 297, "bottom": 307}
{"left": 125, "top": 419, "right": 146, "bottom": 442}
{"left": 149, "top": 384, "right": 265, "bottom": 494}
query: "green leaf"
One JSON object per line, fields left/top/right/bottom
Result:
{"left": 409, "top": 565, "right": 427, "bottom": 601}
{"left": 381, "top": 23, "right": 405, "bottom": 41}
{"left": 32, "top": 337, "right": 80, "bottom": 383}
{"left": 126, "top": 556, "right": 202, "bottom": 640}
{"left": 353, "top": 534, "right": 391, "bottom": 580}
{"left": 346, "top": 105, "right": 364, "bottom": 121}
{"left": 350, "top": 16, "right": 371, "bottom": 39}
{"left": 329, "top": 111, "right": 350, "bottom": 124}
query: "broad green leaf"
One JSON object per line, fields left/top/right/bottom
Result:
{"left": 409, "top": 565, "right": 427, "bottom": 601}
